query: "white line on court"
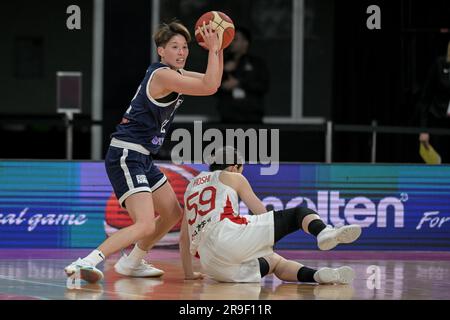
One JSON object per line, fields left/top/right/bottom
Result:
{"left": 0, "top": 274, "right": 149, "bottom": 300}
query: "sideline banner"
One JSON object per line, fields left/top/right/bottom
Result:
{"left": 242, "top": 164, "right": 450, "bottom": 251}
{"left": 0, "top": 161, "right": 449, "bottom": 250}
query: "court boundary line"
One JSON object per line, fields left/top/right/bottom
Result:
{"left": 0, "top": 275, "right": 149, "bottom": 300}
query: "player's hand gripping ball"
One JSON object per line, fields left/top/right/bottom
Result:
{"left": 195, "top": 11, "right": 235, "bottom": 50}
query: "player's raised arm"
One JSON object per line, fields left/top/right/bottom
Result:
{"left": 183, "top": 49, "right": 223, "bottom": 80}
{"left": 194, "top": 21, "right": 224, "bottom": 90}
{"left": 154, "top": 22, "right": 222, "bottom": 96}
{"left": 154, "top": 69, "right": 218, "bottom": 96}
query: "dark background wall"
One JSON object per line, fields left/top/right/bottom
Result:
{"left": 0, "top": 0, "right": 93, "bottom": 115}
{"left": 1, "top": 0, "right": 449, "bottom": 162}
{"left": 331, "top": 0, "right": 450, "bottom": 162}
{"left": 0, "top": 0, "right": 93, "bottom": 159}
{"left": 304, "top": 0, "right": 334, "bottom": 119}
{"left": 102, "top": 0, "right": 152, "bottom": 157}
{"left": 102, "top": 0, "right": 295, "bottom": 158}
{"left": 158, "top": 0, "right": 293, "bottom": 118}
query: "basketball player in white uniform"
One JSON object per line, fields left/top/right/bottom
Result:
{"left": 180, "top": 147, "right": 362, "bottom": 284}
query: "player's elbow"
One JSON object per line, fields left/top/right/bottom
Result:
{"left": 204, "top": 85, "right": 218, "bottom": 95}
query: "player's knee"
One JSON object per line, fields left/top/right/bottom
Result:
{"left": 271, "top": 254, "right": 283, "bottom": 268}
{"left": 273, "top": 257, "right": 289, "bottom": 276}
{"left": 262, "top": 254, "right": 283, "bottom": 275}
{"left": 291, "top": 206, "right": 319, "bottom": 230}
{"left": 293, "top": 206, "right": 317, "bottom": 220}
{"left": 274, "top": 206, "right": 318, "bottom": 242}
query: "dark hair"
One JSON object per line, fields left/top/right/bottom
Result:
{"left": 153, "top": 20, "right": 191, "bottom": 48}
{"left": 235, "top": 26, "right": 252, "bottom": 44}
{"left": 208, "top": 147, "right": 244, "bottom": 172}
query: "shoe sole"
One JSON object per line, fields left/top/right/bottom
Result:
{"left": 318, "top": 225, "right": 362, "bottom": 250}
{"left": 336, "top": 225, "right": 362, "bottom": 244}
{"left": 316, "top": 266, "right": 355, "bottom": 284}
{"left": 336, "top": 266, "right": 355, "bottom": 284}
{"left": 114, "top": 262, "right": 164, "bottom": 278}
{"left": 65, "top": 267, "right": 104, "bottom": 284}
{"left": 315, "top": 267, "right": 339, "bottom": 284}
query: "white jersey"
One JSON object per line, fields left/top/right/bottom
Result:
{"left": 184, "top": 170, "right": 247, "bottom": 256}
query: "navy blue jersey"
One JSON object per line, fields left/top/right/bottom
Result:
{"left": 111, "top": 62, "right": 184, "bottom": 154}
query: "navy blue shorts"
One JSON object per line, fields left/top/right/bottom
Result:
{"left": 105, "top": 138, "right": 167, "bottom": 207}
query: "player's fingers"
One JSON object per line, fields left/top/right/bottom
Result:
{"left": 197, "top": 25, "right": 206, "bottom": 42}
{"left": 207, "top": 21, "right": 214, "bottom": 33}
{"left": 202, "top": 21, "right": 209, "bottom": 37}
{"left": 198, "top": 24, "right": 205, "bottom": 36}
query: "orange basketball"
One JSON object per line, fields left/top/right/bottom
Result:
{"left": 195, "top": 11, "right": 235, "bottom": 50}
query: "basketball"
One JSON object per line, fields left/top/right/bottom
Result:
{"left": 195, "top": 11, "right": 235, "bottom": 50}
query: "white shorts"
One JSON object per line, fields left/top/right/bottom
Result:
{"left": 197, "top": 211, "right": 275, "bottom": 283}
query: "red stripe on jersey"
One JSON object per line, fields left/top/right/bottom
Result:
{"left": 220, "top": 196, "right": 248, "bottom": 225}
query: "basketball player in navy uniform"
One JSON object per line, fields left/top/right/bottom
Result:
{"left": 180, "top": 147, "right": 362, "bottom": 284}
{"left": 65, "top": 20, "right": 223, "bottom": 283}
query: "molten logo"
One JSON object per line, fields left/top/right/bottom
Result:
{"left": 240, "top": 191, "right": 406, "bottom": 228}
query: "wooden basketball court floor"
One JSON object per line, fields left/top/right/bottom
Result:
{"left": 0, "top": 248, "right": 449, "bottom": 300}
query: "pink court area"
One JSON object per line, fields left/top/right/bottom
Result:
{"left": 0, "top": 248, "right": 449, "bottom": 300}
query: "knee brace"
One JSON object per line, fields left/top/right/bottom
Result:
{"left": 258, "top": 257, "right": 270, "bottom": 277}
{"left": 273, "top": 206, "right": 318, "bottom": 243}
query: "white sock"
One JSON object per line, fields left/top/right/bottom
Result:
{"left": 83, "top": 249, "right": 105, "bottom": 267}
{"left": 127, "top": 244, "right": 147, "bottom": 266}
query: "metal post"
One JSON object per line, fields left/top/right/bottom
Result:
{"left": 371, "top": 120, "right": 377, "bottom": 163}
{"left": 65, "top": 111, "right": 74, "bottom": 160}
{"left": 325, "top": 120, "right": 333, "bottom": 163}
{"left": 291, "top": 0, "right": 304, "bottom": 120}
{"left": 56, "top": 71, "right": 81, "bottom": 160}
{"left": 91, "top": 0, "right": 104, "bottom": 160}
{"left": 151, "top": 0, "right": 160, "bottom": 64}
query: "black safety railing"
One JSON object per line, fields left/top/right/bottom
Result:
{"left": 1, "top": 115, "right": 450, "bottom": 162}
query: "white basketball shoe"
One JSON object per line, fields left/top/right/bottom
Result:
{"left": 114, "top": 253, "right": 164, "bottom": 277}
{"left": 64, "top": 258, "right": 104, "bottom": 284}
{"left": 314, "top": 266, "right": 355, "bottom": 285}
{"left": 317, "top": 224, "right": 362, "bottom": 250}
